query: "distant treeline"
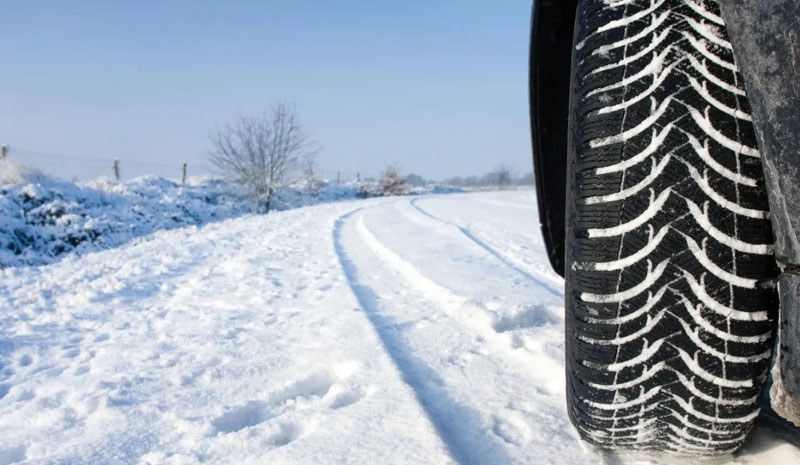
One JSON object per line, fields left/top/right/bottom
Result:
{"left": 439, "top": 171, "right": 534, "bottom": 188}
{"left": 396, "top": 166, "right": 534, "bottom": 188}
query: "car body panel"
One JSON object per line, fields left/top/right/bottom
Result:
{"left": 717, "top": 0, "right": 800, "bottom": 270}
{"left": 717, "top": 0, "right": 800, "bottom": 423}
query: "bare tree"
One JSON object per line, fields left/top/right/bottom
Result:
{"left": 493, "top": 164, "right": 512, "bottom": 189}
{"left": 302, "top": 153, "right": 323, "bottom": 196}
{"left": 209, "top": 103, "right": 314, "bottom": 212}
{"left": 380, "top": 164, "right": 407, "bottom": 195}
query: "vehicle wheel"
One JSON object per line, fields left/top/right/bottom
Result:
{"left": 565, "top": 0, "right": 779, "bottom": 454}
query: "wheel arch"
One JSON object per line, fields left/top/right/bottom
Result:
{"left": 529, "top": 0, "right": 578, "bottom": 278}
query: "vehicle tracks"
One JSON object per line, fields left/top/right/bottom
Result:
{"left": 407, "top": 198, "right": 564, "bottom": 299}
{"left": 332, "top": 202, "right": 582, "bottom": 465}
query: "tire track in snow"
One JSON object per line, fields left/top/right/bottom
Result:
{"left": 332, "top": 208, "right": 517, "bottom": 465}
{"left": 408, "top": 198, "right": 564, "bottom": 299}
{"left": 352, "top": 208, "right": 564, "bottom": 395}
{"left": 334, "top": 205, "right": 588, "bottom": 464}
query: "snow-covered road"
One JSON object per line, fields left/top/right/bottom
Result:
{"left": 1, "top": 191, "right": 798, "bottom": 464}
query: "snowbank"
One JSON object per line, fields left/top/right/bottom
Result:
{"left": 0, "top": 169, "right": 463, "bottom": 268}
{"left": 0, "top": 174, "right": 254, "bottom": 268}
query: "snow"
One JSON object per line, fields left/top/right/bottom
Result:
{"left": 0, "top": 169, "right": 461, "bottom": 269}
{"left": 771, "top": 339, "right": 800, "bottom": 427}
{"left": 0, "top": 174, "right": 253, "bottom": 268}
{"left": 1, "top": 191, "right": 798, "bottom": 464}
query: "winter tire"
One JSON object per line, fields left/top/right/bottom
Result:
{"left": 565, "top": 0, "right": 779, "bottom": 454}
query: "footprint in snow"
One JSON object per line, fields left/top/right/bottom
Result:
{"left": 62, "top": 348, "right": 81, "bottom": 359}
{"left": 211, "top": 400, "right": 272, "bottom": 433}
{"left": 211, "top": 363, "right": 363, "bottom": 435}
{"left": 41, "top": 366, "right": 66, "bottom": 378}
{"left": 0, "top": 367, "right": 12, "bottom": 380}
{"left": 267, "top": 419, "right": 318, "bottom": 447}
{"left": 328, "top": 384, "right": 368, "bottom": 410}
{"left": 73, "top": 365, "right": 91, "bottom": 376}
{"left": 493, "top": 305, "right": 559, "bottom": 333}
{"left": 492, "top": 410, "right": 533, "bottom": 447}
{"left": 510, "top": 334, "right": 527, "bottom": 350}
{"left": 211, "top": 371, "right": 335, "bottom": 434}
{"left": 269, "top": 370, "right": 337, "bottom": 405}
{"left": 16, "top": 390, "right": 35, "bottom": 402}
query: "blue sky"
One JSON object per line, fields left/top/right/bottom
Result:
{"left": 1, "top": 1, "right": 534, "bottom": 181}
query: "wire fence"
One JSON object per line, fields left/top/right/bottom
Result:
{"left": 3, "top": 144, "right": 218, "bottom": 182}
{"left": 1, "top": 144, "right": 364, "bottom": 185}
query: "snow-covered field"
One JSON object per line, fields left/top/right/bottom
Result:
{"left": 1, "top": 191, "right": 798, "bottom": 464}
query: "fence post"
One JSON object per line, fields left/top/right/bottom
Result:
{"left": 356, "top": 172, "right": 360, "bottom": 182}
{"left": 182, "top": 162, "right": 187, "bottom": 184}
{"left": 113, "top": 158, "right": 120, "bottom": 181}
{"left": 337, "top": 171, "right": 341, "bottom": 184}
{"left": 1, "top": 145, "right": 6, "bottom": 160}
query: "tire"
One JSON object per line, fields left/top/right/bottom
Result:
{"left": 565, "top": 0, "right": 779, "bottom": 454}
